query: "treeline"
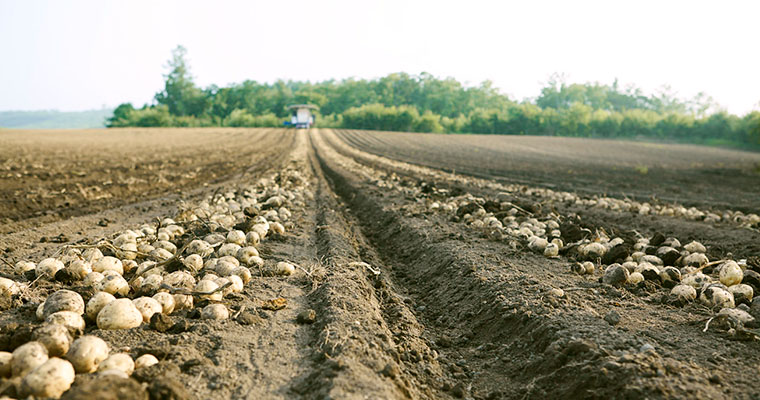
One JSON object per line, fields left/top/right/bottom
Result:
{"left": 108, "top": 46, "right": 760, "bottom": 147}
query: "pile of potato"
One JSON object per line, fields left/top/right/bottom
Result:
{"left": 0, "top": 167, "right": 310, "bottom": 398}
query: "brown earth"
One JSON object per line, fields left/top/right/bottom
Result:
{"left": 0, "top": 128, "right": 759, "bottom": 399}
{"left": 333, "top": 129, "right": 760, "bottom": 213}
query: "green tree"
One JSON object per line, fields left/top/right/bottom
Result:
{"left": 154, "top": 46, "right": 208, "bottom": 117}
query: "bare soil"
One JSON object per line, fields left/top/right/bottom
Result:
{"left": 1, "top": 128, "right": 759, "bottom": 399}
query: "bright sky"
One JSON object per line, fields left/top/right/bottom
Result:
{"left": 1, "top": 0, "right": 759, "bottom": 114}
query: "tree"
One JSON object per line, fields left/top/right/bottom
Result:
{"left": 154, "top": 46, "right": 208, "bottom": 117}
{"left": 106, "top": 103, "right": 134, "bottom": 127}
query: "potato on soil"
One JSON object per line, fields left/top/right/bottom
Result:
{"left": 0, "top": 278, "right": 19, "bottom": 297}
{"left": 97, "top": 274, "right": 130, "bottom": 296}
{"left": 603, "top": 264, "right": 629, "bottom": 286}
{"left": 152, "top": 292, "right": 175, "bottom": 315}
{"left": 728, "top": 284, "right": 753, "bottom": 305}
{"left": 19, "top": 357, "right": 75, "bottom": 399}
{"left": 627, "top": 272, "right": 644, "bottom": 285}
{"left": 173, "top": 294, "right": 193, "bottom": 311}
{"left": 32, "top": 324, "right": 72, "bottom": 357}
{"left": 66, "top": 259, "right": 92, "bottom": 280}
{"left": 92, "top": 256, "right": 124, "bottom": 275}
{"left": 132, "top": 297, "right": 163, "bottom": 323}
{"left": 45, "top": 311, "right": 85, "bottom": 333}
{"left": 699, "top": 284, "right": 735, "bottom": 309}
{"left": 36, "top": 258, "right": 64, "bottom": 278}
{"left": 682, "top": 272, "right": 711, "bottom": 289}
{"left": 0, "top": 352, "right": 11, "bottom": 377}
{"left": 659, "top": 266, "right": 681, "bottom": 288}
{"left": 86, "top": 292, "right": 116, "bottom": 321}
{"left": 12, "top": 341, "right": 48, "bottom": 377}
{"left": 195, "top": 280, "right": 223, "bottom": 301}
{"left": 97, "top": 353, "right": 134, "bottom": 376}
{"left": 275, "top": 261, "right": 296, "bottom": 276}
{"left": 201, "top": 304, "right": 229, "bottom": 320}
{"left": 14, "top": 260, "right": 36, "bottom": 275}
{"left": 719, "top": 261, "right": 743, "bottom": 286}
{"left": 134, "top": 354, "right": 158, "bottom": 369}
{"left": 671, "top": 284, "right": 697, "bottom": 304}
{"left": 67, "top": 336, "right": 109, "bottom": 373}
{"left": 97, "top": 299, "right": 143, "bottom": 330}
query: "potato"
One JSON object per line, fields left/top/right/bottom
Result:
{"left": 19, "top": 357, "right": 75, "bottom": 398}
{"left": 66, "top": 259, "right": 92, "bottom": 280}
{"left": 92, "top": 256, "right": 124, "bottom": 275}
{"left": 67, "top": 336, "right": 109, "bottom": 373}
{"left": 237, "top": 246, "right": 259, "bottom": 265}
{"left": 582, "top": 242, "right": 606, "bottom": 259}
{"left": 86, "top": 292, "right": 116, "bottom": 321}
{"left": 218, "top": 243, "right": 241, "bottom": 258}
{"left": 543, "top": 243, "right": 559, "bottom": 257}
{"left": 36, "top": 258, "right": 64, "bottom": 278}
{"left": 82, "top": 248, "right": 104, "bottom": 263}
{"left": 194, "top": 280, "right": 222, "bottom": 301}
{"left": 215, "top": 260, "right": 238, "bottom": 277}
{"left": 719, "top": 261, "right": 743, "bottom": 286}
{"left": 602, "top": 264, "right": 629, "bottom": 286}
{"left": 97, "top": 299, "right": 143, "bottom": 330}
{"left": 275, "top": 262, "right": 295, "bottom": 276}
{"left": 227, "top": 275, "right": 244, "bottom": 293}
{"left": 683, "top": 241, "right": 706, "bottom": 253}
{"left": 659, "top": 266, "right": 681, "bottom": 288}
{"left": 682, "top": 272, "right": 711, "bottom": 288}
{"left": 163, "top": 271, "right": 195, "bottom": 289}
{"left": 45, "top": 311, "right": 85, "bottom": 334}
{"left": 14, "top": 261, "right": 36, "bottom": 275}
{"left": 97, "top": 274, "right": 130, "bottom": 296}
{"left": 729, "top": 284, "right": 753, "bottom": 305}
{"left": 227, "top": 230, "right": 246, "bottom": 246}
{"left": 150, "top": 248, "right": 173, "bottom": 261}
{"left": 245, "top": 231, "right": 261, "bottom": 246}
{"left": 134, "top": 354, "right": 159, "bottom": 369}
{"left": 32, "top": 324, "right": 72, "bottom": 357}
{"left": 232, "top": 266, "right": 252, "bottom": 284}
{"left": 270, "top": 222, "right": 286, "bottom": 235}
{"left": 186, "top": 240, "right": 214, "bottom": 257}
{"left": 140, "top": 274, "right": 164, "bottom": 294}
{"left": 97, "top": 353, "right": 134, "bottom": 376}
{"left": 183, "top": 254, "right": 203, "bottom": 271}
{"left": 0, "top": 352, "right": 11, "bottom": 377}
{"left": 152, "top": 292, "right": 175, "bottom": 315}
{"left": 83, "top": 271, "right": 105, "bottom": 286}
{"left": 201, "top": 304, "right": 229, "bottom": 320}
{"left": 153, "top": 240, "right": 177, "bottom": 254}
{"left": 173, "top": 294, "right": 194, "bottom": 311}
{"left": 528, "top": 237, "right": 548, "bottom": 252}
{"left": 12, "top": 341, "right": 48, "bottom": 377}
{"left": 627, "top": 272, "right": 644, "bottom": 285}
{"left": 122, "top": 259, "right": 138, "bottom": 274}
{"left": 0, "top": 278, "right": 19, "bottom": 298}
{"left": 132, "top": 297, "right": 163, "bottom": 323}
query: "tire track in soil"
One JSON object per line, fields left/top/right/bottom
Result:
{"left": 289, "top": 132, "right": 450, "bottom": 399}
{"left": 312, "top": 129, "right": 732, "bottom": 399}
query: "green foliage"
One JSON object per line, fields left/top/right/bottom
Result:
{"left": 223, "top": 109, "right": 280, "bottom": 127}
{"left": 108, "top": 46, "right": 759, "bottom": 150}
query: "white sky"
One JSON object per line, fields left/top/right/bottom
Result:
{"left": 1, "top": 0, "right": 759, "bottom": 114}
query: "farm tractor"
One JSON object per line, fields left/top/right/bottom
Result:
{"left": 284, "top": 104, "right": 317, "bottom": 129}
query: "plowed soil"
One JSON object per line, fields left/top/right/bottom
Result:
{"left": 1, "top": 128, "right": 759, "bottom": 399}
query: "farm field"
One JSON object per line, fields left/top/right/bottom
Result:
{"left": 1, "top": 128, "right": 760, "bottom": 399}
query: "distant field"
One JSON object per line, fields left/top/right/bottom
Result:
{"left": 0, "top": 109, "right": 113, "bottom": 129}
{"left": 334, "top": 130, "right": 760, "bottom": 212}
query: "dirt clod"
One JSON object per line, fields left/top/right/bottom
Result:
{"left": 62, "top": 376, "right": 148, "bottom": 400}
{"left": 296, "top": 309, "right": 316, "bottom": 324}
{"left": 261, "top": 297, "right": 287, "bottom": 311}
{"left": 150, "top": 313, "right": 174, "bottom": 333}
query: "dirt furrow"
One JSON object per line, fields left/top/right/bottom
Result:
{"left": 312, "top": 129, "right": 748, "bottom": 399}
